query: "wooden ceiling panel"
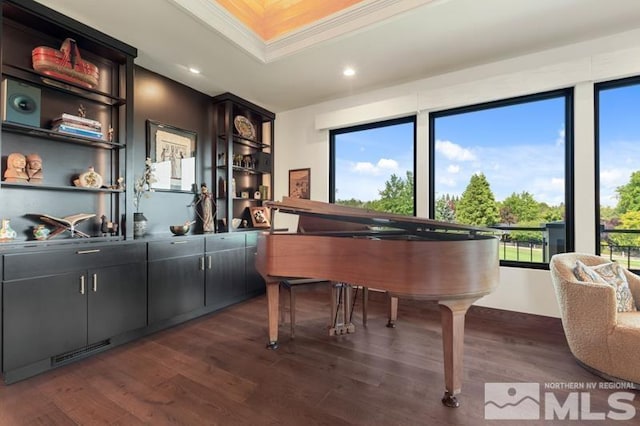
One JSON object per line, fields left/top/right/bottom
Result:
{"left": 215, "top": 0, "right": 366, "bottom": 40}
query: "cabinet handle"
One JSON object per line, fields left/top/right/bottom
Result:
{"left": 208, "top": 255, "right": 212, "bottom": 270}
{"left": 77, "top": 249, "right": 101, "bottom": 254}
{"left": 92, "top": 273, "right": 98, "bottom": 292}
{"left": 171, "top": 241, "right": 188, "bottom": 245}
{"left": 200, "top": 256, "right": 205, "bottom": 270}
{"left": 80, "top": 276, "right": 85, "bottom": 295}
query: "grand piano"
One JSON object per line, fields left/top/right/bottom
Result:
{"left": 255, "top": 197, "right": 500, "bottom": 407}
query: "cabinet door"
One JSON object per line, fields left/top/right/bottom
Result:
{"left": 206, "top": 248, "right": 246, "bottom": 309}
{"left": 148, "top": 255, "right": 205, "bottom": 324}
{"left": 245, "top": 246, "right": 265, "bottom": 295}
{"left": 3, "top": 272, "right": 87, "bottom": 371}
{"left": 87, "top": 263, "right": 147, "bottom": 345}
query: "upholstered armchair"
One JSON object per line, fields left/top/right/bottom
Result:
{"left": 549, "top": 252, "right": 640, "bottom": 384}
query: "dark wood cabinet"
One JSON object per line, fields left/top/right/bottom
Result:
{"left": 1, "top": 242, "right": 146, "bottom": 376}
{"left": 87, "top": 263, "right": 146, "bottom": 344}
{"left": 206, "top": 235, "right": 246, "bottom": 309}
{"left": 147, "top": 239, "right": 205, "bottom": 324}
{"left": 3, "top": 270, "right": 87, "bottom": 372}
{"left": 245, "top": 232, "right": 265, "bottom": 295}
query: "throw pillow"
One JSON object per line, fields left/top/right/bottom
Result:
{"left": 573, "top": 260, "right": 637, "bottom": 313}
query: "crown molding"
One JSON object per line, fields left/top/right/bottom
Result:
{"left": 169, "top": 0, "right": 439, "bottom": 63}
{"left": 169, "top": 0, "right": 266, "bottom": 61}
{"left": 266, "top": 0, "right": 438, "bottom": 61}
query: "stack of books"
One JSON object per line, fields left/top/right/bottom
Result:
{"left": 51, "top": 113, "right": 103, "bottom": 139}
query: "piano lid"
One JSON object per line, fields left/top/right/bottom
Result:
{"left": 265, "top": 197, "right": 501, "bottom": 237}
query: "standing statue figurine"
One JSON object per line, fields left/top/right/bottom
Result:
{"left": 191, "top": 183, "right": 215, "bottom": 233}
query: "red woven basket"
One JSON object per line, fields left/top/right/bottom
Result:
{"left": 32, "top": 38, "right": 99, "bottom": 89}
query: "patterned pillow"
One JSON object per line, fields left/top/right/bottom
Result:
{"left": 573, "top": 260, "right": 637, "bottom": 313}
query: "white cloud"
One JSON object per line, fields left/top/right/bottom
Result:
{"left": 550, "top": 177, "right": 564, "bottom": 188}
{"left": 353, "top": 162, "right": 377, "bottom": 174}
{"left": 435, "top": 140, "right": 476, "bottom": 161}
{"left": 377, "top": 158, "right": 398, "bottom": 170}
{"left": 447, "top": 164, "right": 460, "bottom": 174}
{"left": 600, "top": 169, "right": 626, "bottom": 187}
{"left": 351, "top": 158, "right": 398, "bottom": 175}
{"left": 556, "top": 127, "right": 565, "bottom": 146}
{"left": 438, "top": 176, "right": 457, "bottom": 187}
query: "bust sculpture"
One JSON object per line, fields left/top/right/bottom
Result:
{"left": 4, "top": 152, "right": 28, "bottom": 182}
{"left": 26, "top": 153, "right": 43, "bottom": 183}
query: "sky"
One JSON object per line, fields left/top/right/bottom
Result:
{"left": 334, "top": 83, "right": 640, "bottom": 209}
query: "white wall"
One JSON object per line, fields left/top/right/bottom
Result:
{"left": 273, "top": 28, "right": 640, "bottom": 318}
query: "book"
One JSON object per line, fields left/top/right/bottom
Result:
{"left": 53, "top": 124, "right": 104, "bottom": 139}
{"left": 59, "top": 112, "right": 101, "bottom": 128}
{"left": 38, "top": 213, "right": 96, "bottom": 227}
{"left": 36, "top": 213, "right": 96, "bottom": 238}
{"left": 51, "top": 118, "right": 101, "bottom": 132}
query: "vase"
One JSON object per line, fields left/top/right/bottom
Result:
{"left": 0, "top": 218, "right": 17, "bottom": 242}
{"left": 133, "top": 212, "right": 148, "bottom": 238}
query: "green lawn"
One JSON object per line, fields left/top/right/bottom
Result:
{"left": 500, "top": 244, "right": 544, "bottom": 263}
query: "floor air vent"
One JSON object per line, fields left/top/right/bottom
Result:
{"left": 51, "top": 339, "right": 111, "bottom": 365}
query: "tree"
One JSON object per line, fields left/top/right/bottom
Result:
{"left": 609, "top": 211, "right": 640, "bottom": 250}
{"left": 456, "top": 173, "right": 499, "bottom": 226}
{"left": 499, "top": 205, "right": 517, "bottom": 225}
{"left": 435, "top": 194, "right": 457, "bottom": 222}
{"left": 370, "top": 171, "right": 414, "bottom": 215}
{"left": 540, "top": 202, "right": 564, "bottom": 222}
{"left": 501, "top": 191, "right": 540, "bottom": 223}
{"left": 616, "top": 171, "right": 640, "bottom": 214}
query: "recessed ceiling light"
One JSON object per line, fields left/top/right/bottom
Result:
{"left": 189, "top": 67, "right": 201, "bottom": 74}
{"left": 343, "top": 67, "right": 356, "bottom": 77}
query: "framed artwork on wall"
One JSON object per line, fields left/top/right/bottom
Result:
{"left": 146, "top": 119, "right": 197, "bottom": 192}
{"left": 250, "top": 206, "right": 271, "bottom": 228}
{"left": 289, "top": 168, "right": 310, "bottom": 199}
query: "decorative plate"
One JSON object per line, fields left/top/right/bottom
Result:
{"left": 234, "top": 115, "right": 256, "bottom": 139}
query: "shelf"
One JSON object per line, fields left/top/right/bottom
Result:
{"left": 219, "top": 133, "right": 270, "bottom": 149}
{"left": 1, "top": 181, "right": 124, "bottom": 193}
{"left": 2, "top": 64, "right": 126, "bottom": 106}
{"left": 2, "top": 121, "right": 123, "bottom": 149}
{"left": 216, "top": 165, "right": 269, "bottom": 175}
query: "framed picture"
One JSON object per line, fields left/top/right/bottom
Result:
{"left": 289, "top": 168, "right": 310, "bottom": 199}
{"left": 146, "top": 119, "right": 197, "bottom": 192}
{"left": 250, "top": 206, "right": 271, "bottom": 228}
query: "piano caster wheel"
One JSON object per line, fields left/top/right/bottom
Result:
{"left": 386, "top": 320, "right": 396, "bottom": 328}
{"left": 441, "top": 391, "right": 460, "bottom": 408}
{"left": 266, "top": 341, "right": 279, "bottom": 350}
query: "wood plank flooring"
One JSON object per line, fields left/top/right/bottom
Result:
{"left": 0, "top": 284, "right": 638, "bottom": 425}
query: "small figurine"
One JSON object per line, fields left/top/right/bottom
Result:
{"left": 108, "top": 126, "right": 114, "bottom": 142}
{"left": 4, "top": 152, "right": 29, "bottom": 182}
{"left": 32, "top": 224, "right": 50, "bottom": 241}
{"left": 26, "top": 153, "right": 43, "bottom": 183}
{"left": 100, "top": 215, "right": 118, "bottom": 236}
{"left": 78, "top": 104, "right": 86, "bottom": 118}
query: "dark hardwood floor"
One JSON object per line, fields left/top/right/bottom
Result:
{"left": 0, "top": 284, "right": 638, "bottom": 425}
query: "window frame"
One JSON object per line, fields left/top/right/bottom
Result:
{"left": 329, "top": 115, "right": 417, "bottom": 215}
{"left": 594, "top": 75, "right": 640, "bottom": 267}
{"left": 428, "top": 88, "right": 575, "bottom": 269}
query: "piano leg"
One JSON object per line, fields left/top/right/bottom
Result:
{"left": 438, "top": 297, "right": 478, "bottom": 408}
{"left": 386, "top": 295, "right": 398, "bottom": 328}
{"left": 266, "top": 281, "right": 280, "bottom": 349}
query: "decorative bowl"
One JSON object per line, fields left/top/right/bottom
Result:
{"left": 170, "top": 224, "right": 190, "bottom": 236}
{"left": 231, "top": 218, "right": 242, "bottom": 229}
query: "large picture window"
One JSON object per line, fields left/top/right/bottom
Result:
{"left": 596, "top": 77, "right": 640, "bottom": 270}
{"left": 430, "top": 90, "right": 573, "bottom": 267}
{"left": 330, "top": 116, "right": 416, "bottom": 216}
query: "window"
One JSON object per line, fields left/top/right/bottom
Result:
{"left": 330, "top": 116, "right": 416, "bottom": 215}
{"left": 596, "top": 77, "right": 640, "bottom": 270}
{"left": 430, "top": 90, "right": 574, "bottom": 267}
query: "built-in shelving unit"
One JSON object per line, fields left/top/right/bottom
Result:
{"left": 0, "top": 0, "right": 136, "bottom": 240}
{"left": 212, "top": 93, "right": 275, "bottom": 232}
